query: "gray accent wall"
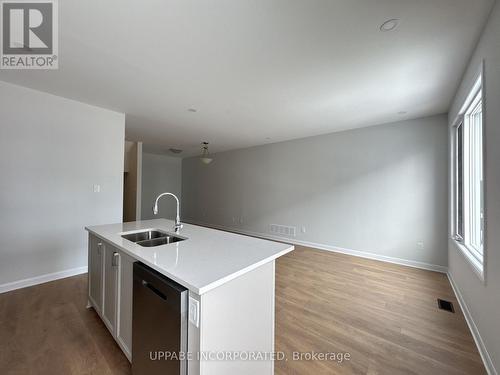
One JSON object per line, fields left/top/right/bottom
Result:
{"left": 182, "top": 115, "right": 449, "bottom": 268}
{"left": 448, "top": 2, "right": 500, "bottom": 373}
{"left": 0, "top": 81, "right": 125, "bottom": 286}
{"left": 140, "top": 152, "right": 182, "bottom": 221}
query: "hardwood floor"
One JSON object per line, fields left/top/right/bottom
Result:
{"left": 275, "top": 246, "right": 485, "bottom": 375}
{"left": 0, "top": 246, "right": 485, "bottom": 374}
{"left": 0, "top": 273, "right": 130, "bottom": 375}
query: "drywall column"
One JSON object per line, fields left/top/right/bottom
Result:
{"left": 123, "top": 141, "right": 138, "bottom": 222}
{"left": 136, "top": 142, "right": 143, "bottom": 221}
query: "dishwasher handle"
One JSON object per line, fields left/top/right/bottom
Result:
{"left": 142, "top": 279, "right": 167, "bottom": 301}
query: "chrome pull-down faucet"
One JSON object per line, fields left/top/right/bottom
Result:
{"left": 152, "top": 192, "right": 183, "bottom": 233}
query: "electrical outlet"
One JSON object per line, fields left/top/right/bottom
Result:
{"left": 93, "top": 184, "right": 101, "bottom": 193}
{"left": 417, "top": 241, "right": 424, "bottom": 250}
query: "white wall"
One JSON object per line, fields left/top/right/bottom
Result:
{"left": 182, "top": 115, "right": 448, "bottom": 268}
{"left": 447, "top": 2, "right": 500, "bottom": 373}
{"left": 141, "top": 152, "right": 182, "bottom": 220}
{"left": 0, "top": 81, "right": 125, "bottom": 287}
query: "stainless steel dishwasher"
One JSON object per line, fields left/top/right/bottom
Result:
{"left": 132, "top": 262, "right": 188, "bottom": 375}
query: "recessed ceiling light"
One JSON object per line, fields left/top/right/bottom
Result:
{"left": 169, "top": 148, "right": 183, "bottom": 154}
{"left": 380, "top": 19, "right": 400, "bottom": 32}
{"left": 187, "top": 108, "right": 197, "bottom": 113}
{"left": 398, "top": 111, "right": 407, "bottom": 115}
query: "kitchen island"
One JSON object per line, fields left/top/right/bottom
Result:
{"left": 85, "top": 219, "right": 294, "bottom": 375}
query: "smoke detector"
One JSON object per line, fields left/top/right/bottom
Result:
{"left": 380, "top": 19, "right": 400, "bottom": 32}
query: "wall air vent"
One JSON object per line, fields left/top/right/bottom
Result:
{"left": 437, "top": 299, "right": 455, "bottom": 313}
{"left": 270, "top": 224, "right": 296, "bottom": 237}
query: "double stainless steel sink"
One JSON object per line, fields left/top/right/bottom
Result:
{"left": 122, "top": 230, "right": 185, "bottom": 247}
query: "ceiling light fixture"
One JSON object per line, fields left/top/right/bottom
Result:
{"left": 188, "top": 108, "right": 197, "bottom": 113}
{"left": 200, "top": 142, "right": 213, "bottom": 164}
{"left": 380, "top": 19, "right": 400, "bottom": 32}
{"left": 169, "top": 148, "right": 183, "bottom": 154}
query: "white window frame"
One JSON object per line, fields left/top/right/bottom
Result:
{"left": 450, "top": 68, "right": 486, "bottom": 282}
{"left": 453, "top": 120, "right": 464, "bottom": 242}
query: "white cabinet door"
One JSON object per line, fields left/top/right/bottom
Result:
{"left": 88, "top": 234, "right": 104, "bottom": 314}
{"left": 88, "top": 236, "right": 135, "bottom": 362}
{"left": 116, "top": 251, "right": 134, "bottom": 361}
{"left": 102, "top": 243, "right": 119, "bottom": 335}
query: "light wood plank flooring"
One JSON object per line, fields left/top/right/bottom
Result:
{"left": 0, "top": 246, "right": 485, "bottom": 374}
{"left": 275, "top": 247, "right": 485, "bottom": 375}
{"left": 0, "top": 274, "right": 130, "bottom": 375}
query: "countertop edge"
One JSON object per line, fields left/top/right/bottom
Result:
{"left": 85, "top": 226, "right": 294, "bottom": 295}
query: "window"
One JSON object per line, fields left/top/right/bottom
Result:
{"left": 452, "top": 75, "right": 484, "bottom": 276}
{"left": 455, "top": 122, "right": 464, "bottom": 240}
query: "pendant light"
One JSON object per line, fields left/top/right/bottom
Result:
{"left": 200, "top": 141, "right": 213, "bottom": 164}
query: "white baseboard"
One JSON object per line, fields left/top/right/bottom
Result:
{"left": 0, "top": 266, "right": 88, "bottom": 294}
{"left": 185, "top": 220, "right": 448, "bottom": 273}
{"left": 447, "top": 272, "right": 497, "bottom": 375}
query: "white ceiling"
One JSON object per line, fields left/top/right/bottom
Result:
{"left": 0, "top": 0, "right": 494, "bottom": 156}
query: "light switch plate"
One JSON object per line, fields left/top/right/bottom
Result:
{"left": 189, "top": 297, "right": 199, "bottom": 328}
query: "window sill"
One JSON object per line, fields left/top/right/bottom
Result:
{"left": 450, "top": 239, "right": 485, "bottom": 284}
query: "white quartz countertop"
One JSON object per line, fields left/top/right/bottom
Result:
{"left": 85, "top": 219, "right": 294, "bottom": 295}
